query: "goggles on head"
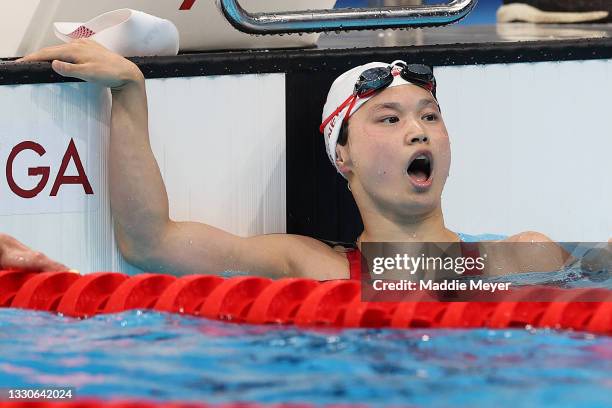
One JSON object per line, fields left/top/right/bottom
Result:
{"left": 320, "top": 63, "right": 437, "bottom": 134}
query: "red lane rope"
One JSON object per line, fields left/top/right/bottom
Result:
{"left": 0, "top": 270, "right": 610, "bottom": 335}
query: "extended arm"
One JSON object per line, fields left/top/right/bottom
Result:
{"left": 0, "top": 233, "right": 68, "bottom": 272}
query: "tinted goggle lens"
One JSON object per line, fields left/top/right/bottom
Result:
{"left": 405, "top": 63, "right": 432, "bottom": 76}
{"left": 354, "top": 67, "right": 393, "bottom": 95}
{"left": 402, "top": 64, "right": 435, "bottom": 93}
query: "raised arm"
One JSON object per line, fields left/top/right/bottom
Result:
{"left": 17, "top": 40, "right": 347, "bottom": 279}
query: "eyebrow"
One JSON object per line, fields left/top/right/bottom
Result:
{"left": 370, "top": 99, "right": 438, "bottom": 114}
{"left": 416, "top": 98, "right": 439, "bottom": 112}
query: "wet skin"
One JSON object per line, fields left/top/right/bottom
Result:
{"left": 335, "top": 84, "right": 453, "bottom": 239}
{"left": 0, "top": 233, "right": 67, "bottom": 272}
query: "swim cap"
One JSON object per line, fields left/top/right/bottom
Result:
{"left": 54, "top": 9, "right": 179, "bottom": 57}
{"left": 321, "top": 60, "right": 435, "bottom": 177}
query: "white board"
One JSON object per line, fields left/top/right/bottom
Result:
{"left": 438, "top": 59, "right": 612, "bottom": 241}
{"left": 0, "top": 74, "right": 286, "bottom": 273}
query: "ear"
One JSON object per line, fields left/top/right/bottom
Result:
{"left": 335, "top": 144, "right": 352, "bottom": 176}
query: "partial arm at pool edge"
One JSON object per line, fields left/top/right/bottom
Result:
{"left": 17, "top": 40, "right": 347, "bottom": 279}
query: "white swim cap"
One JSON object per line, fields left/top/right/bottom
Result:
{"left": 54, "top": 9, "right": 179, "bottom": 57}
{"left": 321, "top": 60, "right": 436, "bottom": 177}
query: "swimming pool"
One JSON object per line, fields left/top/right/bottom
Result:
{"left": 0, "top": 311, "right": 610, "bottom": 407}
{"left": 0, "top": 265, "right": 610, "bottom": 408}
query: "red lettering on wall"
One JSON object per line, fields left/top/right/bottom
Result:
{"left": 180, "top": 0, "right": 197, "bottom": 10}
{"left": 6, "top": 141, "right": 50, "bottom": 198}
{"left": 4, "top": 138, "right": 94, "bottom": 199}
{"left": 50, "top": 138, "right": 94, "bottom": 196}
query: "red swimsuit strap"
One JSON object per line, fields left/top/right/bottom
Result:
{"left": 345, "top": 248, "right": 362, "bottom": 280}
{"left": 345, "top": 242, "right": 483, "bottom": 280}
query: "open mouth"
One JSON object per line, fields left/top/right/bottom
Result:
{"left": 406, "top": 152, "right": 433, "bottom": 188}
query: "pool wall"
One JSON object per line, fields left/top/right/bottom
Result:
{"left": 1, "top": 37, "right": 611, "bottom": 274}
{"left": 0, "top": 75, "right": 286, "bottom": 275}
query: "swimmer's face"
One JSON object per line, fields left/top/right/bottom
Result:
{"left": 335, "top": 84, "right": 450, "bottom": 216}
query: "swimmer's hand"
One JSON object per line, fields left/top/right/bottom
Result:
{"left": 0, "top": 233, "right": 69, "bottom": 272}
{"left": 16, "top": 39, "right": 143, "bottom": 91}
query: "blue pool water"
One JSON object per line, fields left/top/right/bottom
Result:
{"left": 0, "top": 304, "right": 610, "bottom": 407}
{"left": 1, "top": 237, "right": 611, "bottom": 407}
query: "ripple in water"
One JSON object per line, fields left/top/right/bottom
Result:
{"left": 0, "top": 307, "right": 610, "bottom": 407}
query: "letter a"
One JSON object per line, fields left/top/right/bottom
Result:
{"left": 50, "top": 138, "right": 94, "bottom": 196}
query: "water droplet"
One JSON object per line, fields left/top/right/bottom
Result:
{"left": 327, "top": 336, "right": 340, "bottom": 344}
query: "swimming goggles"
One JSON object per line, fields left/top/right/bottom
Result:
{"left": 319, "top": 63, "right": 437, "bottom": 134}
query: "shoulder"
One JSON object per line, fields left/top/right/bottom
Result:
{"left": 285, "top": 235, "right": 352, "bottom": 280}
{"left": 502, "top": 231, "right": 555, "bottom": 243}
{"left": 244, "top": 234, "right": 350, "bottom": 280}
{"left": 498, "top": 231, "right": 569, "bottom": 273}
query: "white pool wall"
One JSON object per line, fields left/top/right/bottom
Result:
{"left": 0, "top": 74, "right": 286, "bottom": 274}
{"left": 439, "top": 59, "right": 611, "bottom": 242}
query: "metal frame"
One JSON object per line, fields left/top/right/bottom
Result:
{"left": 215, "top": 0, "right": 477, "bottom": 34}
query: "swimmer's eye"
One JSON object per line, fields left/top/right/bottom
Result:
{"left": 422, "top": 113, "right": 439, "bottom": 122}
{"left": 380, "top": 116, "right": 400, "bottom": 124}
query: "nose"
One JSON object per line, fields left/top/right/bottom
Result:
{"left": 408, "top": 134, "right": 429, "bottom": 145}
{"left": 405, "top": 117, "right": 429, "bottom": 145}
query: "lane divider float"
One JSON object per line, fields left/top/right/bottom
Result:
{"left": 0, "top": 270, "right": 610, "bottom": 335}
